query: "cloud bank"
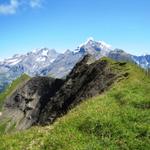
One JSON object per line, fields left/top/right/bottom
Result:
{"left": 0, "top": 0, "right": 43, "bottom": 15}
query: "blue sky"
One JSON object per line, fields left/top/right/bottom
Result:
{"left": 0, "top": 0, "right": 150, "bottom": 59}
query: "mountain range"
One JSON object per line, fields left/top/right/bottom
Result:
{"left": 0, "top": 38, "right": 150, "bottom": 92}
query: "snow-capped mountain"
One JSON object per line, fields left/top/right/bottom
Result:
{"left": 75, "top": 37, "right": 111, "bottom": 56}
{"left": 0, "top": 38, "right": 149, "bottom": 93}
{"left": 39, "top": 38, "right": 112, "bottom": 78}
{"left": 0, "top": 48, "right": 59, "bottom": 92}
{"left": 0, "top": 48, "right": 59, "bottom": 76}
{"left": 39, "top": 50, "right": 83, "bottom": 78}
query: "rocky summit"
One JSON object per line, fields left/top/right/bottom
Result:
{"left": 0, "top": 55, "right": 130, "bottom": 131}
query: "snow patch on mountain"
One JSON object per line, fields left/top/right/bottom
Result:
{"left": 36, "top": 57, "right": 46, "bottom": 62}
{"left": 98, "top": 41, "right": 111, "bottom": 49}
{"left": 32, "top": 49, "right": 38, "bottom": 53}
{"left": 8, "top": 59, "right": 21, "bottom": 66}
{"left": 41, "top": 49, "right": 49, "bottom": 56}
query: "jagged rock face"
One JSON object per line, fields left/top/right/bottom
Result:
{"left": 0, "top": 55, "right": 129, "bottom": 130}
{"left": 38, "top": 55, "right": 128, "bottom": 125}
{"left": 1, "top": 77, "right": 64, "bottom": 130}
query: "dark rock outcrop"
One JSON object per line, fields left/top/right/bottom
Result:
{"left": 0, "top": 77, "right": 64, "bottom": 130}
{"left": 38, "top": 55, "right": 128, "bottom": 125}
{"left": 0, "top": 55, "right": 129, "bottom": 130}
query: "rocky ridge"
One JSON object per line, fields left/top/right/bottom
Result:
{"left": 0, "top": 55, "right": 130, "bottom": 130}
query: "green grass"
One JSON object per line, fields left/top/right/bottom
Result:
{"left": 0, "top": 62, "right": 150, "bottom": 150}
{"left": 0, "top": 74, "right": 30, "bottom": 111}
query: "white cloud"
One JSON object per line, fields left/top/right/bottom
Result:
{"left": 0, "top": 0, "right": 19, "bottom": 15}
{"left": 0, "top": 0, "right": 43, "bottom": 15}
{"left": 29, "top": 0, "right": 42, "bottom": 8}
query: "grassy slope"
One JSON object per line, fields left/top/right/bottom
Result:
{"left": 0, "top": 74, "right": 30, "bottom": 111}
{"left": 0, "top": 61, "right": 150, "bottom": 150}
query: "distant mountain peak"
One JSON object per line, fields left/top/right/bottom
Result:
{"left": 74, "top": 37, "right": 111, "bottom": 55}
{"left": 83, "top": 36, "right": 95, "bottom": 45}
{"left": 79, "top": 37, "right": 94, "bottom": 46}
{"left": 78, "top": 37, "right": 111, "bottom": 49}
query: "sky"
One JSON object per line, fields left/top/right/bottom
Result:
{"left": 0, "top": 0, "right": 150, "bottom": 59}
